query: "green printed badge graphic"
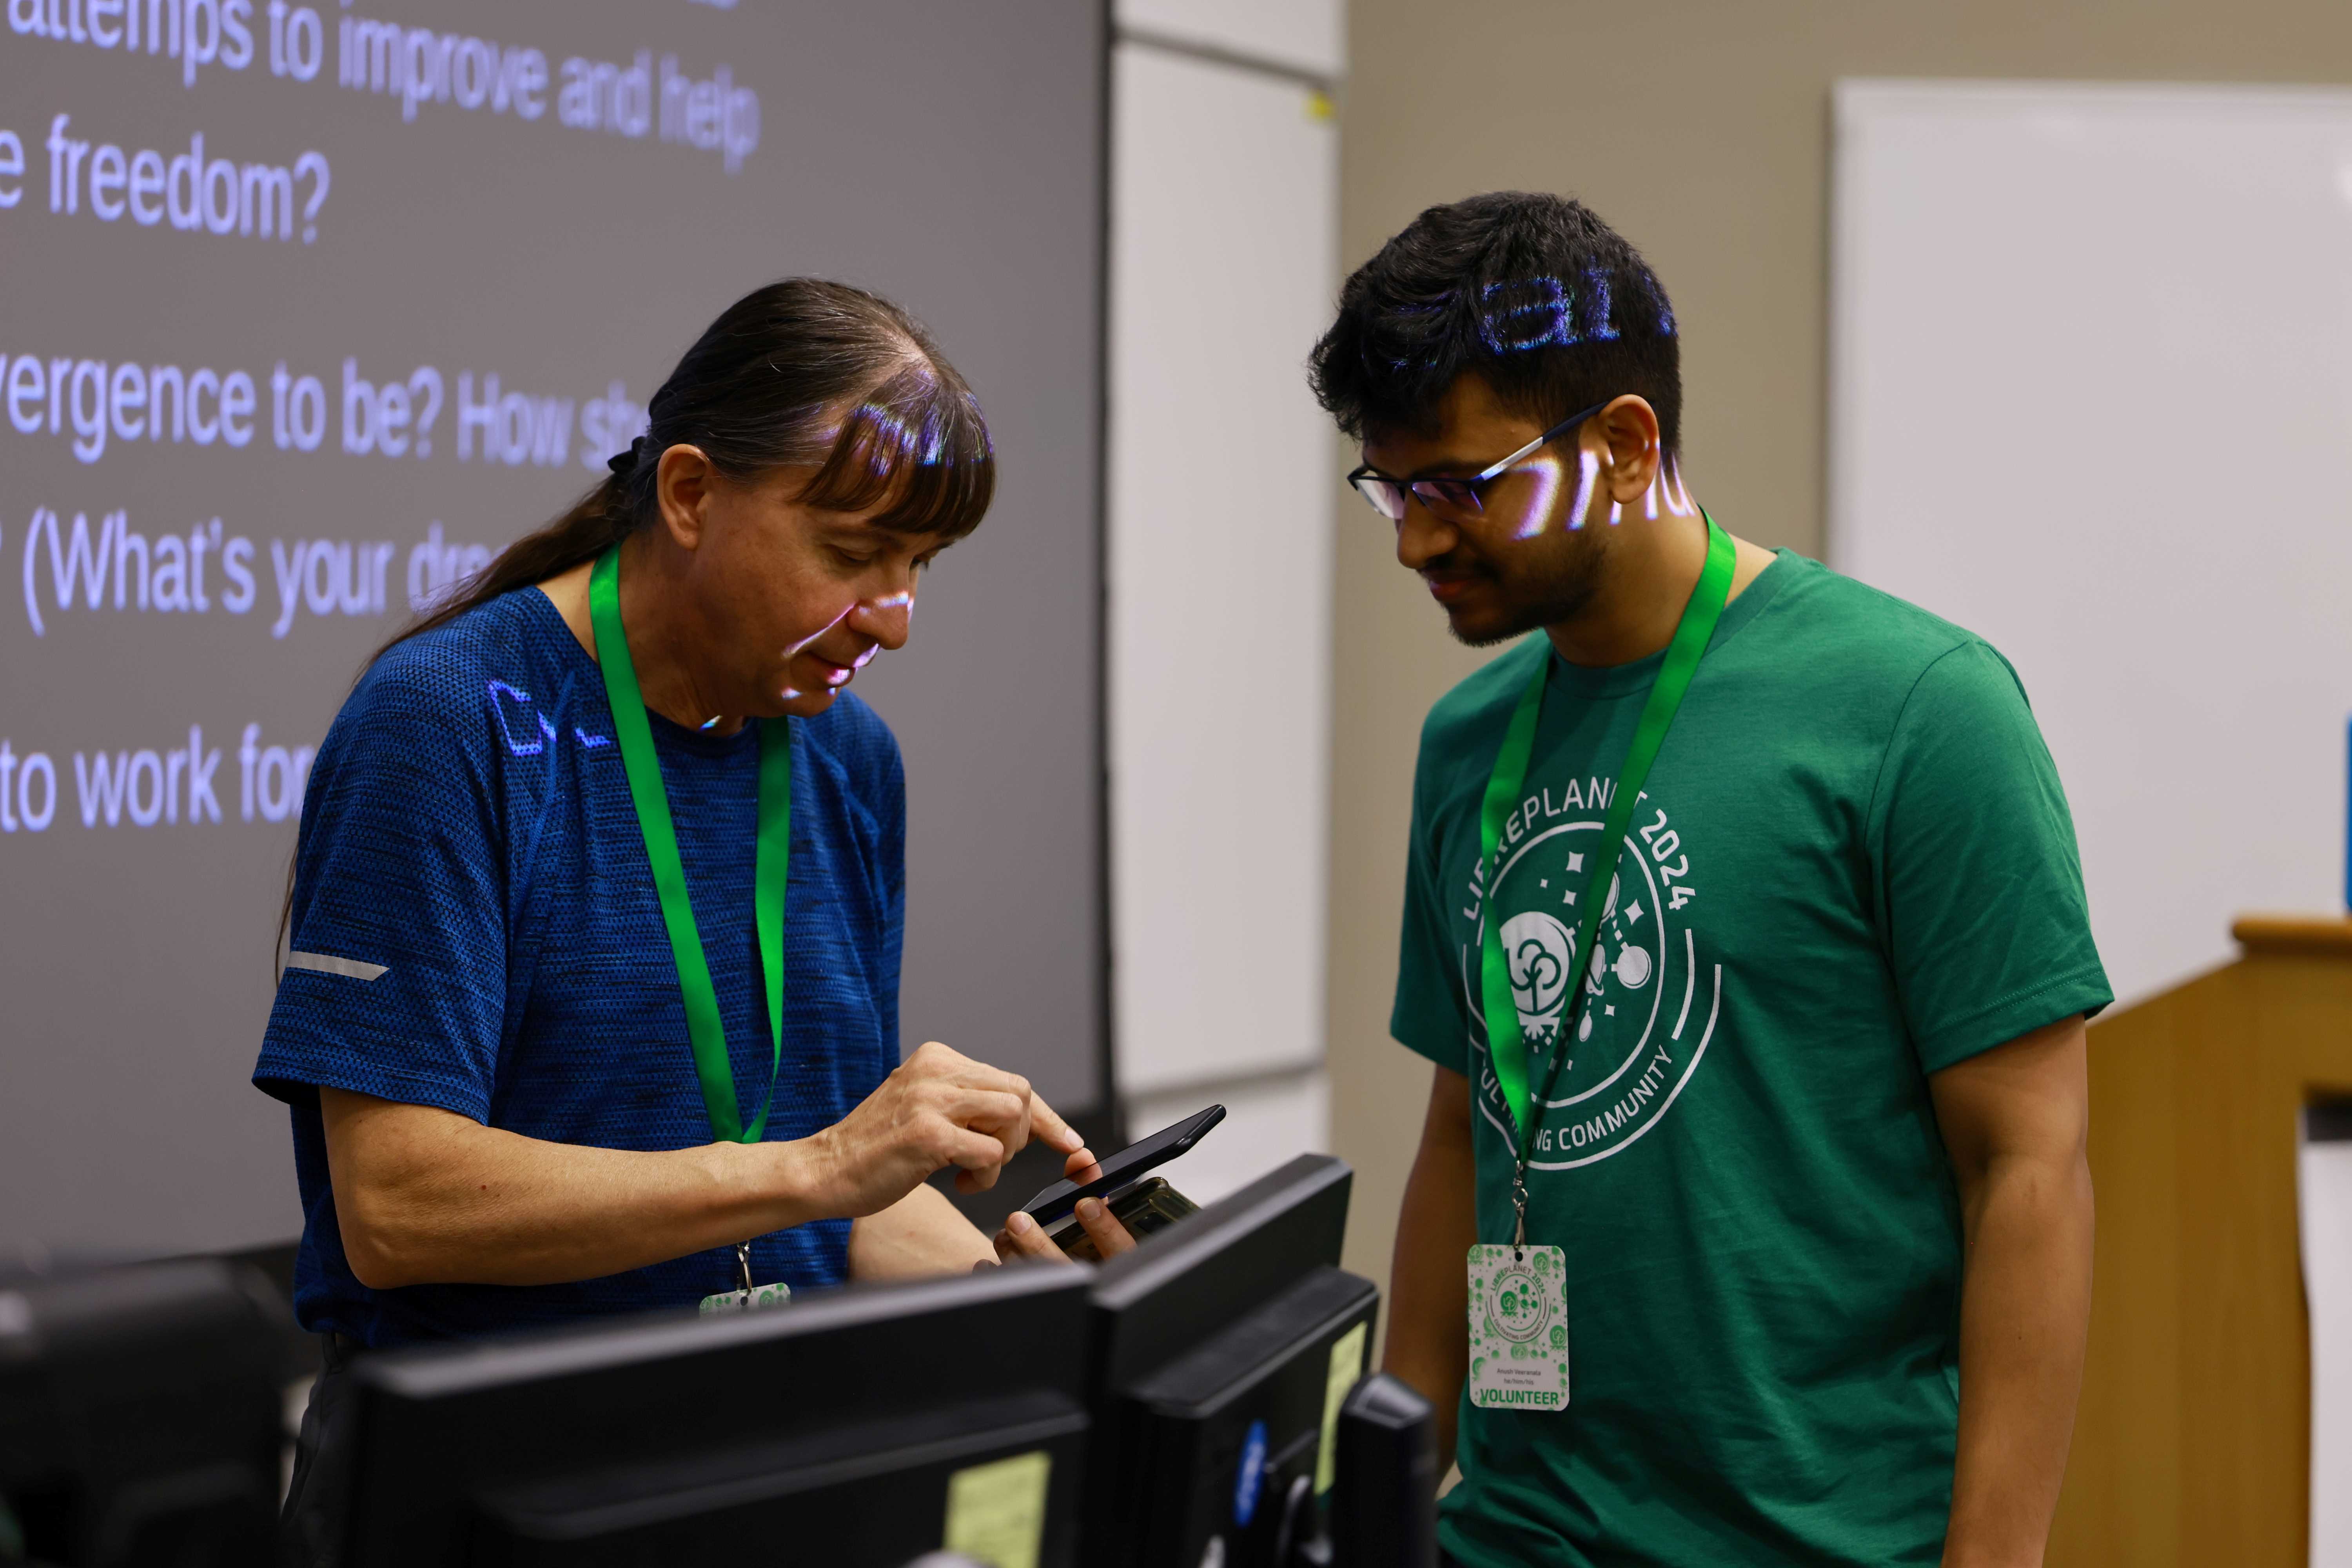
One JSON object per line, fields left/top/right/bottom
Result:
{"left": 1466, "top": 1243, "right": 1568, "bottom": 1411}
{"left": 699, "top": 1281, "right": 793, "bottom": 1314}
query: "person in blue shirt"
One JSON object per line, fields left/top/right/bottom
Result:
{"left": 259, "top": 279, "right": 1128, "bottom": 1563}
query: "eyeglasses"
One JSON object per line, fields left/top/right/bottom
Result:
{"left": 1346, "top": 400, "right": 1609, "bottom": 524}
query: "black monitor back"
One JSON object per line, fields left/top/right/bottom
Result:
{"left": 1125, "top": 1264, "right": 1378, "bottom": 1568}
{"left": 1086, "top": 1154, "right": 1350, "bottom": 1394}
{"left": 343, "top": 1263, "right": 1093, "bottom": 1568}
{"left": 0, "top": 1259, "right": 290, "bottom": 1568}
{"left": 1081, "top": 1154, "right": 1354, "bottom": 1565}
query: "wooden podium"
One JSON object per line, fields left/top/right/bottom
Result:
{"left": 2049, "top": 915, "right": 2352, "bottom": 1568}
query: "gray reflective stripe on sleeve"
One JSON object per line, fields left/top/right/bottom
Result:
{"left": 285, "top": 951, "right": 389, "bottom": 982}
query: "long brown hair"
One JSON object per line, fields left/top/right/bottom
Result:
{"left": 279, "top": 279, "right": 994, "bottom": 972}
{"left": 383, "top": 276, "right": 995, "bottom": 655}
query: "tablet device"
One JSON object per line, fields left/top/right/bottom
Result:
{"left": 1019, "top": 1104, "right": 1226, "bottom": 1227}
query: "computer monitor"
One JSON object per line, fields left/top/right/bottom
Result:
{"left": 0, "top": 1259, "right": 290, "bottom": 1568}
{"left": 1328, "top": 1374, "right": 1438, "bottom": 1568}
{"left": 339, "top": 1263, "right": 1094, "bottom": 1567}
{"left": 1085, "top": 1154, "right": 1351, "bottom": 1399}
{"left": 1081, "top": 1154, "right": 1379, "bottom": 1568}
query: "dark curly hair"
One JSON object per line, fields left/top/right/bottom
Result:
{"left": 1309, "top": 191, "right": 1681, "bottom": 452}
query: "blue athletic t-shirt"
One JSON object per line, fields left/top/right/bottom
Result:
{"left": 253, "top": 586, "right": 904, "bottom": 1347}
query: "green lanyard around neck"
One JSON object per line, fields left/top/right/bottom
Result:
{"left": 1477, "top": 514, "right": 1735, "bottom": 1204}
{"left": 589, "top": 545, "right": 790, "bottom": 1145}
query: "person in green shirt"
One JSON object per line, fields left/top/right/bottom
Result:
{"left": 1309, "top": 191, "right": 2109, "bottom": 1566}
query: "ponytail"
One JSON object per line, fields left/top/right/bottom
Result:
{"left": 359, "top": 276, "right": 992, "bottom": 674}
{"left": 367, "top": 470, "right": 639, "bottom": 661}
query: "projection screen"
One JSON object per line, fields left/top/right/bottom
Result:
{"left": 0, "top": 0, "right": 1106, "bottom": 1258}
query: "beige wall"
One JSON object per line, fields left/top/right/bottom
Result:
{"left": 1325, "top": 0, "right": 2352, "bottom": 1311}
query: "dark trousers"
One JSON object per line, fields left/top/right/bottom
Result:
{"left": 279, "top": 1335, "right": 362, "bottom": 1568}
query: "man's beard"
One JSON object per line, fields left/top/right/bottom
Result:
{"left": 1443, "top": 529, "right": 1611, "bottom": 647}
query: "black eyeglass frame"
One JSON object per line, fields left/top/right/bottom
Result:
{"left": 1345, "top": 399, "right": 1612, "bottom": 523}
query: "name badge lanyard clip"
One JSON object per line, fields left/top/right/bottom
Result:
{"left": 1477, "top": 514, "right": 1735, "bottom": 1258}
{"left": 591, "top": 546, "right": 791, "bottom": 1291}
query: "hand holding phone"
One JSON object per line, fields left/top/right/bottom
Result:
{"left": 1018, "top": 1105, "right": 1225, "bottom": 1227}
{"left": 1051, "top": 1177, "right": 1200, "bottom": 1261}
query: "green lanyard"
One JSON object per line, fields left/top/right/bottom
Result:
{"left": 589, "top": 546, "right": 789, "bottom": 1146}
{"left": 1477, "top": 514, "right": 1734, "bottom": 1243}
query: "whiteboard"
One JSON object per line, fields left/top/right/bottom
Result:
{"left": 1107, "top": 43, "right": 1337, "bottom": 1098}
{"left": 1116, "top": 0, "right": 1343, "bottom": 80}
{"left": 1831, "top": 80, "right": 2352, "bottom": 1008}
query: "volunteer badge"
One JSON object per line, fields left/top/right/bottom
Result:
{"left": 1466, "top": 1243, "right": 1569, "bottom": 1411}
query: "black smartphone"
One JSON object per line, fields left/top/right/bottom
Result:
{"left": 1019, "top": 1104, "right": 1226, "bottom": 1227}
{"left": 1052, "top": 1178, "right": 1200, "bottom": 1261}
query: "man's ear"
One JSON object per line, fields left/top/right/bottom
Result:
{"left": 1595, "top": 396, "right": 1662, "bottom": 504}
{"left": 654, "top": 445, "right": 716, "bottom": 552}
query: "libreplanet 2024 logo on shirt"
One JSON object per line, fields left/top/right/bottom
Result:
{"left": 1457, "top": 779, "right": 1726, "bottom": 1168}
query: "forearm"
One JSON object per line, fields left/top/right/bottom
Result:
{"left": 323, "top": 1087, "right": 833, "bottom": 1289}
{"left": 1384, "top": 1074, "right": 1478, "bottom": 1473}
{"left": 849, "top": 1183, "right": 995, "bottom": 1279}
{"left": 1944, "top": 1148, "right": 2094, "bottom": 1568}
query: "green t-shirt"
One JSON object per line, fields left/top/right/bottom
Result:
{"left": 1392, "top": 550, "right": 2111, "bottom": 1567}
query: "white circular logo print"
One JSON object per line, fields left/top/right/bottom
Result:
{"left": 1463, "top": 787, "right": 1724, "bottom": 1169}
{"left": 1499, "top": 909, "right": 1573, "bottom": 1040}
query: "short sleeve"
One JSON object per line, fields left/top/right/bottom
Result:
{"left": 1870, "top": 641, "right": 2112, "bottom": 1074}
{"left": 1391, "top": 742, "right": 1472, "bottom": 1072}
{"left": 253, "top": 670, "right": 508, "bottom": 1120}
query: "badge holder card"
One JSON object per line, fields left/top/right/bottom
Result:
{"left": 701, "top": 1239, "right": 794, "bottom": 1314}
{"left": 1466, "top": 1243, "right": 1569, "bottom": 1410}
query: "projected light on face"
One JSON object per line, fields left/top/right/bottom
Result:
{"left": 1656, "top": 459, "right": 1697, "bottom": 517}
{"left": 1453, "top": 270, "right": 1683, "bottom": 540}
{"left": 1562, "top": 448, "right": 1601, "bottom": 534}
{"left": 838, "top": 590, "right": 912, "bottom": 681}
{"left": 751, "top": 373, "right": 976, "bottom": 713}
{"left": 776, "top": 602, "right": 857, "bottom": 703}
{"left": 1514, "top": 453, "right": 1567, "bottom": 541}
{"left": 787, "top": 607, "right": 853, "bottom": 657}
{"left": 1348, "top": 252, "right": 1698, "bottom": 652}
{"left": 776, "top": 586, "right": 915, "bottom": 700}
{"left": 1507, "top": 433, "right": 1697, "bottom": 540}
